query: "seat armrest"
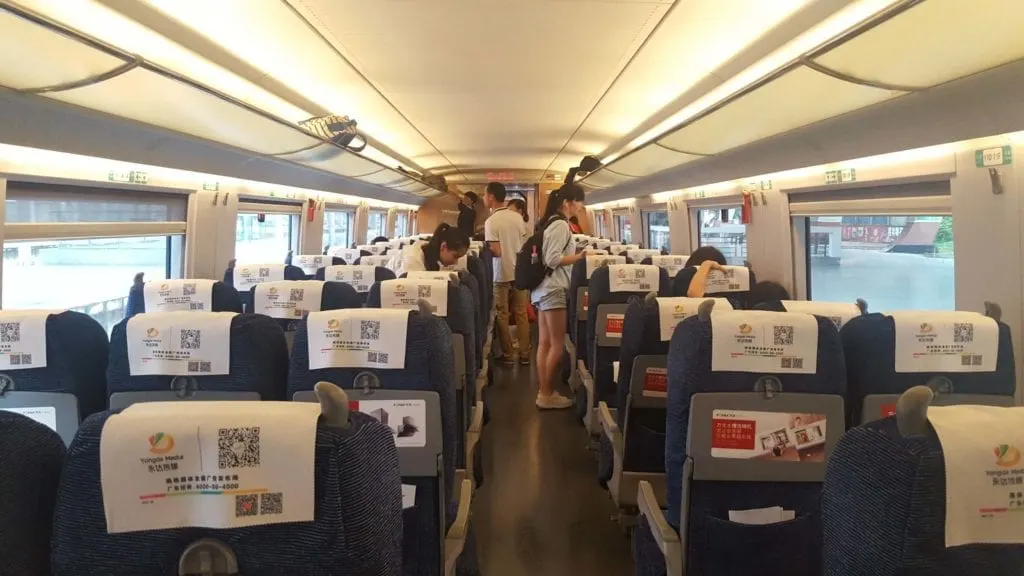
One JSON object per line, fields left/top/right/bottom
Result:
{"left": 444, "top": 479, "right": 474, "bottom": 576}
{"left": 638, "top": 480, "right": 682, "bottom": 576}
{"left": 598, "top": 401, "right": 622, "bottom": 454}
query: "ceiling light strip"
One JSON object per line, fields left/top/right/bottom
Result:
{"left": 800, "top": 58, "right": 923, "bottom": 92}
{"left": 19, "top": 56, "right": 143, "bottom": 94}
{"left": 598, "top": 0, "right": 925, "bottom": 176}
{"left": 0, "top": 2, "right": 441, "bottom": 195}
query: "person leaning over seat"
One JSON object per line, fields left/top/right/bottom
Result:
{"left": 532, "top": 183, "right": 586, "bottom": 410}
{"left": 483, "top": 182, "right": 531, "bottom": 366}
{"left": 388, "top": 223, "right": 470, "bottom": 278}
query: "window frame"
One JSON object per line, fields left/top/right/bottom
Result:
{"left": 644, "top": 209, "right": 670, "bottom": 252}
{"left": 366, "top": 209, "right": 388, "bottom": 243}
{"left": 694, "top": 205, "right": 747, "bottom": 266}
{"left": 322, "top": 209, "right": 355, "bottom": 251}
{"left": 1, "top": 177, "right": 189, "bottom": 331}
{"left": 236, "top": 200, "right": 302, "bottom": 262}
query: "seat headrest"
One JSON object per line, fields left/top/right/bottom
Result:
{"left": 125, "top": 311, "right": 238, "bottom": 377}
{"left": 253, "top": 281, "right": 326, "bottom": 319}
{"left": 323, "top": 265, "right": 376, "bottom": 293}
{"left": 381, "top": 279, "right": 450, "bottom": 316}
{"left": 780, "top": 300, "right": 863, "bottom": 331}
{"left": 232, "top": 263, "right": 286, "bottom": 291}
{"left": 292, "top": 255, "right": 327, "bottom": 276}
{"left": 709, "top": 310, "right": 820, "bottom": 374}
{"left": 887, "top": 311, "right": 1000, "bottom": 374}
{"left": 306, "top": 309, "right": 414, "bottom": 370}
{"left": 607, "top": 264, "right": 661, "bottom": 293}
{"left": 143, "top": 279, "right": 216, "bottom": 313}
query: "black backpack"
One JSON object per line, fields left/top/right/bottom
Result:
{"left": 515, "top": 217, "right": 570, "bottom": 291}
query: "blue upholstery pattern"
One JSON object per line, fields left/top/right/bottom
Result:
{"left": 465, "top": 256, "right": 488, "bottom": 362}
{"left": 126, "top": 280, "right": 243, "bottom": 319}
{"left": 568, "top": 260, "right": 588, "bottom": 350}
{"left": 108, "top": 313, "right": 290, "bottom": 401}
{"left": 288, "top": 312, "right": 478, "bottom": 576}
{"left": 841, "top": 312, "right": 1015, "bottom": 424}
{"left": 0, "top": 311, "right": 109, "bottom": 419}
{"left": 663, "top": 314, "right": 846, "bottom": 576}
{"left": 823, "top": 417, "right": 1024, "bottom": 575}
{"left": 587, "top": 267, "right": 671, "bottom": 409}
{"left": 633, "top": 513, "right": 668, "bottom": 576}
{"left": 51, "top": 409, "right": 403, "bottom": 575}
{"left": 0, "top": 412, "right": 65, "bottom": 575}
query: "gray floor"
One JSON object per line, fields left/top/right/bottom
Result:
{"left": 473, "top": 359, "right": 635, "bottom": 575}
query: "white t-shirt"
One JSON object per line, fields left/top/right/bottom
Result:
{"left": 389, "top": 241, "right": 428, "bottom": 278}
{"left": 485, "top": 207, "right": 526, "bottom": 283}
{"left": 531, "top": 218, "right": 575, "bottom": 303}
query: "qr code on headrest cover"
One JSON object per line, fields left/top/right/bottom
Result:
{"left": 773, "top": 326, "right": 794, "bottom": 346}
{"left": 954, "top": 323, "right": 974, "bottom": 344}
{"left": 360, "top": 320, "right": 380, "bottom": 340}
{"left": 183, "top": 283, "right": 196, "bottom": 296}
{"left": 0, "top": 323, "right": 20, "bottom": 344}
{"left": 219, "top": 427, "right": 260, "bottom": 469}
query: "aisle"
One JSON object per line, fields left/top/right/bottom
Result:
{"left": 473, "top": 360, "right": 635, "bottom": 575}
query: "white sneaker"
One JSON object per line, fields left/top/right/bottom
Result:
{"left": 536, "top": 391, "right": 573, "bottom": 410}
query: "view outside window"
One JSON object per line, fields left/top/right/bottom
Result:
{"left": 2, "top": 236, "right": 175, "bottom": 332}
{"left": 647, "top": 211, "right": 670, "bottom": 252}
{"left": 615, "top": 214, "right": 632, "bottom": 243}
{"left": 395, "top": 213, "right": 408, "bottom": 238}
{"left": 367, "top": 211, "right": 387, "bottom": 242}
{"left": 235, "top": 213, "right": 296, "bottom": 264}
{"left": 323, "top": 211, "right": 353, "bottom": 251}
{"left": 807, "top": 215, "right": 954, "bottom": 310}
{"left": 698, "top": 207, "right": 747, "bottom": 265}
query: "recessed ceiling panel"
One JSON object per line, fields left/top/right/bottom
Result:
{"left": 607, "top": 144, "right": 701, "bottom": 177}
{"left": 358, "top": 169, "right": 408, "bottom": 187}
{"left": 46, "top": 68, "right": 321, "bottom": 155}
{"left": 138, "top": 0, "right": 440, "bottom": 166}
{"left": 658, "top": 66, "right": 902, "bottom": 155}
{"left": 814, "top": 0, "right": 1024, "bottom": 88}
{"left": 0, "top": 9, "right": 126, "bottom": 91}
{"left": 557, "top": 0, "right": 810, "bottom": 163}
{"left": 289, "top": 0, "right": 671, "bottom": 170}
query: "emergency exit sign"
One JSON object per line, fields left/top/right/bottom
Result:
{"left": 975, "top": 145, "right": 1012, "bottom": 167}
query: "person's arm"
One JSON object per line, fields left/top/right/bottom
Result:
{"left": 543, "top": 221, "right": 583, "bottom": 268}
{"left": 687, "top": 261, "right": 725, "bottom": 297}
{"left": 484, "top": 219, "right": 501, "bottom": 257}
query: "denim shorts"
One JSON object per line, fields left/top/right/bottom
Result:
{"left": 533, "top": 288, "right": 568, "bottom": 312}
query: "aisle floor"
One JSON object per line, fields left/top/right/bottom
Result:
{"left": 473, "top": 360, "right": 635, "bottom": 575}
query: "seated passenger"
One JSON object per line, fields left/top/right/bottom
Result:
{"left": 683, "top": 246, "right": 727, "bottom": 297}
{"left": 389, "top": 223, "right": 470, "bottom": 277}
{"left": 748, "top": 280, "right": 791, "bottom": 307}
{"left": 371, "top": 235, "right": 389, "bottom": 244}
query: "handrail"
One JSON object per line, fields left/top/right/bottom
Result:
{"left": 0, "top": 3, "right": 442, "bottom": 197}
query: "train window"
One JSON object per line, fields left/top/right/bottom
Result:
{"left": 367, "top": 210, "right": 387, "bottom": 243}
{"left": 698, "top": 207, "right": 747, "bottom": 265}
{"left": 323, "top": 210, "right": 353, "bottom": 252}
{"left": 235, "top": 212, "right": 298, "bottom": 264}
{"left": 646, "top": 211, "right": 670, "bottom": 252}
{"left": 395, "top": 212, "right": 408, "bottom": 238}
{"left": 3, "top": 235, "right": 181, "bottom": 332}
{"left": 806, "top": 215, "right": 954, "bottom": 310}
{"left": 614, "top": 214, "right": 632, "bottom": 243}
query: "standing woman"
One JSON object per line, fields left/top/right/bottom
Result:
{"left": 532, "top": 184, "right": 586, "bottom": 410}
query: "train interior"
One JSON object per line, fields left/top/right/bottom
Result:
{"left": 2, "top": 0, "right": 1024, "bottom": 574}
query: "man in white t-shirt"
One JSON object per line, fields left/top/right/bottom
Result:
{"left": 484, "top": 182, "right": 531, "bottom": 365}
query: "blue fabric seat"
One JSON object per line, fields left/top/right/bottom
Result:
{"left": 0, "top": 311, "right": 109, "bottom": 421}
{"left": 50, "top": 402, "right": 403, "bottom": 575}
{"left": 224, "top": 263, "right": 306, "bottom": 312}
{"left": 125, "top": 276, "right": 243, "bottom": 319}
{"left": 598, "top": 296, "right": 669, "bottom": 486}
{"left": 288, "top": 311, "right": 480, "bottom": 576}
{"left": 316, "top": 266, "right": 397, "bottom": 305}
{"left": 0, "top": 411, "right": 65, "bottom": 575}
{"left": 841, "top": 312, "right": 1015, "bottom": 424}
{"left": 367, "top": 280, "right": 477, "bottom": 478}
{"left": 587, "top": 266, "right": 671, "bottom": 410}
{"left": 637, "top": 312, "right": 846, "bottom": 576}
{"left": 823, "top": 413, "right": 1024, "bottom": 575}
{"left": 108, "top": 313, "right": 290, "bottom": 402}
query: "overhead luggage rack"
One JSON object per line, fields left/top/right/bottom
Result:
{"left": 0, "top": 3, "right": 444, "bottom": 199}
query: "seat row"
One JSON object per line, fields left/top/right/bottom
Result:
{"left": 558, "top": 256, "right": 1020, "bottom": 575}
{"left": 0, "top": 236, "right": 495, "bottom": 575}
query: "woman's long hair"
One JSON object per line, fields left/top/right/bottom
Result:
{"left": 537, "top": 183, "right": 585, "bottom": 231}
{"left": 421, "top": 223, "right": 470, "bottom": 269}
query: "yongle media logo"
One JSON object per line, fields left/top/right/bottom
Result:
{"left": 995, "top": 444, "right": 1022, "bottom": 468}
{"left": 142, "top": 432, "right": 184, "bottom": 470}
